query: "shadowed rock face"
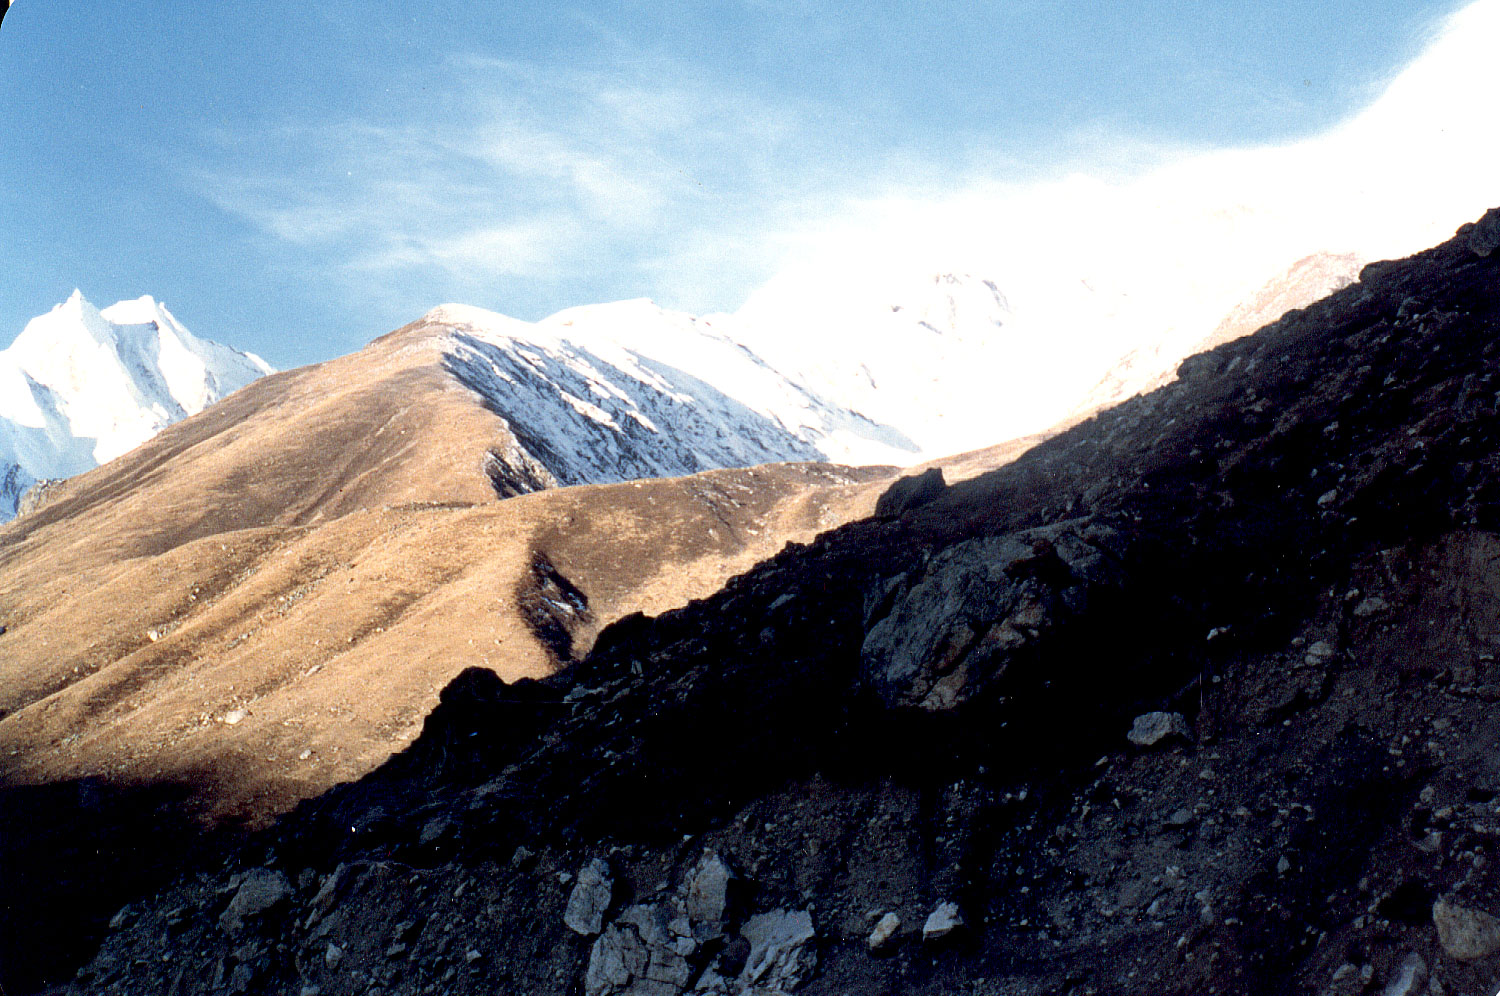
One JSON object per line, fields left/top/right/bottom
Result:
{"left": 28, "top": 209, "right": 1500, "bottom": 996}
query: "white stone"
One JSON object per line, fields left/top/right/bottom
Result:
{"left": 867, "top": 912, "right": 901, "bottom": 951}
{"left": 922, "top": 900, "right": 964, "bottom": 942}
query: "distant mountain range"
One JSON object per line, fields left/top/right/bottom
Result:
{"left": 0, "top": 249, "right": 1364, "bottom": 522}
{"left": 0, "top": 291, "right": 272, "bottom": 518}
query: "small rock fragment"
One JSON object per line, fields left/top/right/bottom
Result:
{"left": 323, "top": 943, "right": 343, "bottom": 970}
{"left": 1432, "top": 897, "right": 1500, "bottom": 961}
{"left": 922, "top": 901, "right": 964, "bottom": 942}
{"left": 1127, "top": 711, "right": 1191, "bottom": 747}
{"left": 867, "top": 912, "right": 901, "bottom": 952}
{"left": 564, "top": 858, "right": 614, "bottom": 936}
{"left": 1382, "top": 951, "right": 1427, "bottom": 996}
{"left": 1353, "top": 596, "right": 1390, "bottom": 618}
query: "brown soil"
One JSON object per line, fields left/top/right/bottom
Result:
{"left": 0, "top": 320, "right": 909, "bottom": 827}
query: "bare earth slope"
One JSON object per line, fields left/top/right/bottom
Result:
{"left": 55, "top": 208, "right": 1500, "bottom": 996}
{"left": 0, "top": 316, "right": 901, "bottom": 825}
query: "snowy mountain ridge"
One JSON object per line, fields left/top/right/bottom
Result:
{"left": 0, "top": 290, "right": 273, "bottom": 519}
{"left": 430, "top": 299, "right": 916, "bottom": 495}
{"left": 1, "top": 249, "right": 1355, "bottom": 524}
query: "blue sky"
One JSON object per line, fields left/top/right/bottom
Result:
{"left": 0, "top": 1, "right": 1472, "bottom": 368}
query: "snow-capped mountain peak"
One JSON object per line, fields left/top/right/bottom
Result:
{"left": 0, "top": 291, "right": 273, "bottom": 520}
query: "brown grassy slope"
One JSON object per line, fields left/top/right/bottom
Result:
{"left": 0, "top": 318, "right": 903, "bottom": 823}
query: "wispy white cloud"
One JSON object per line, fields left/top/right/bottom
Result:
{"left": 193, "top": 51, "right": 855, "bottom": 317}
{"left": 193, "top": 0, "right": 1499, "bottom": 332}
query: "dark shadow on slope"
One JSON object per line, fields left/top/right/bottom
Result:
{"left": 0, "top": 775, "right": 242, "bottom": 994}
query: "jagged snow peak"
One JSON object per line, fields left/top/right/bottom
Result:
{"left": 426, "top": 300, "right": 918, "bottom": 489}
{"left": 431, "top": 266, "right": 1127, "bottom": 479}
{"left": 427, "top": 249, "right": 1353, "bottom": 489}
{"left": 0, "top": 291, "right": 273, "bottom": 520}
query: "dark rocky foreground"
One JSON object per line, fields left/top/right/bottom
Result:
{"left": 27, "top": 208, "right": 1500, "bottom": 996}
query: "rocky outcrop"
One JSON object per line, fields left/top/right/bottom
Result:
{"left": 860, "top": 520, "right": 1123, "bottom": 711}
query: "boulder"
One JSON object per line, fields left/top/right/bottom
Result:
{"left": 565, "top": 858, "right": 614, "bottom": 936}
{"left": 1127, "top": 711, "right": 1191, "bottom": 747}
{"left": 1432, "top": 897, "right": 1500, "bottom": 960}
{"left": 1380, "top": 952, "right": 1426, "bottom": 996}
{"left": 684, "top": 852, "right": 734, "bottom": 940}
{"left": 217, "top": 869, "right": 291, "bottom": 933}
{"left": 861, "top": 521, "right": 1121, "bottom": 711}
{"left": 737, "top": 909, "right": 816, "bottom": 991}
{"left": 586, "top": 902, "right": 694, "bottom": 996}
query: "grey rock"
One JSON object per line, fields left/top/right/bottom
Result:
{"left": 1465, "top": 207, "right": 1500, "bottom": 257}
{"left": 684, "top": 853, "right": 734, "bottom": 940}
{"left": 875, "top": 468, "right": 945, "bottom": 518}
{"left": 1382, "top": 952, "right": 1427, "bottom": 996}
{"left": 1353, "top": 596, "right": 1390, "bottom": 618}
{"left": 1433, "top": 897, "right": 1500, "bottom": 960}
{"left": 227, "top": 962, "right": 257, "bottom": 995}
{"left": 1127, "top": 711, "right": 1191, "bottom": 748}
{"left": 922, "top": 901, "right": 964, "bottom": 942}
{"left": 1305, "top": 639, "right": 1337, "bottom": 661}
{"left": 323, "top": 943, "right": 343, "bottom": 970}
{"left": 867, "top": 912, "right": 901, "bottom": 952}
{"left": 419, "top": 815, "right": 458, "bottom": 847}
{"left": 565, "top": 858, "right": 614, "bottom": 936}
{"left": 586, "top": 902, "right": 695, "bottom": 996}
{"left": 738, "top": 909, "right": 816, "bottom": 992}
{"left": 310, "top": 863, "right": 354, "bottom": 914}
{"left": 1163, "top": 807, "right": 1195, "bottom": 828}
{"left": 218, "top": 868, "right": 292, "bottom": 933}
{"left": 861, "top": 521, "right": 1121, "bottom": 711}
